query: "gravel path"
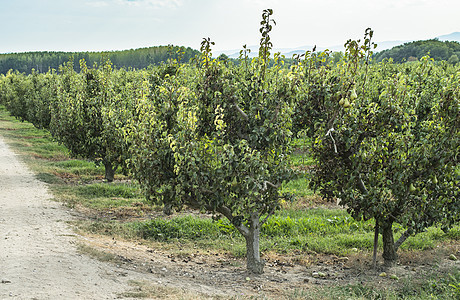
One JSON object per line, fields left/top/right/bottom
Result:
{"left": 0, "top": 136, "right": 136, "bottom": 299}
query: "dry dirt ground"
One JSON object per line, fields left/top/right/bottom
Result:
{"left": 0, "top": 135, "right": 150, "bottom": 299}
{"left": 0, "top": 135, "right": 459, "bottom": 299}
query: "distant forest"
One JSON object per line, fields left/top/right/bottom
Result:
{"left": 2, "top": 39, "right": 460, "bottom": 75}
{"left": 374, "top": 39, "right": 460, "bottom": 63}
{"left": 0, "top": 45, "right": 200, "bottom": 74}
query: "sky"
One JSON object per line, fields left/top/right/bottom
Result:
{"left": 1, "top": 0, "right": 459, "bottom": 54}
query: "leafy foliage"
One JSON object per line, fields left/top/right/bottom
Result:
{"left": 126, "top": 9, "right": 296, "bottom": 273}
{"left": 0, "top": 45, "right": 199, "bottom": 74}
{"left": 49, "top": 59, "right": 123, "bottom": 181}
{"left": 374, "top": 39, "right": 460, "bottom": 63}
{"left": 303, "top": 31, "right": 460, "bottom": 263}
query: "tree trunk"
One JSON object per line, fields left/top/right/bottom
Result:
{"left": 372, "top": 222, "right": 379, "bottom": 269}
{"left": 243, "top": 213, "right": 265, "bottom": 274}
{"left": 214, "top": 205, "right": 265, "bottom": 274}
{"left": 382, "top": 221, "right": 397, "bottom": 265}
{"left": 104, "top": 161, "right": 115, "bottom": 182}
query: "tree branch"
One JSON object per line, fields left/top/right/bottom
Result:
{"left": 260, "top": 207, "right": 275, "bottom": 226}
{"left": 270, "top": 103, "right": 281, "bottom": 124}
{"left": 262, "top": 180, "right": 280, "bottom": 191}
{"left": 235, "top": 103, "right": 249, "bottom": 121}
{"left": 216, "top": 205, "right": 249, "bottom": 237}
{"left": 215, "top": 205, "right": 233, "bottom": 221}
{"left": 358, "top": 174, "right": 369, "bottom": 194}
{"left": 394, "top": 229, "right": 411, "bottom": 250}
{"left": 231, "top": 96, "right": 249, "bottom": 121}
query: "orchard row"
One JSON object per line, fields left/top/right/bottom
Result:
{"left": 0, "top": 19, "right": 458, "bottom": 273}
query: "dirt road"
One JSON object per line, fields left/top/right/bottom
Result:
{"left": 0, "top": 136, "right": 138, "bottom": 299}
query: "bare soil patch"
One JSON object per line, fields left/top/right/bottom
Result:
{"left": 76, "top": 232, "right": 460, "bottom": 299}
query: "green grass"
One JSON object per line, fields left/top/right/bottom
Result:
{"left": 74, "top": 208, "right": 460, "bottom": 259}
{"left": 76, "top": 182, "right": 142, "bottom": 199}
{"left": 281, "top": 176, "right": 314, "bottom": 198}
{"left": 52, "top": 182, "right": 148, "bottom": 211}
{"left": 0, "top": 113, "right": 68, "bottom": 158}
{"left": 51, "top": 159, "right": 104, "bottom": 174}
{"left": 45, "top": 160, "right": 107, "bottom": 182}
{"left": 288, "top": 136, "right": 315, "bottom": 168}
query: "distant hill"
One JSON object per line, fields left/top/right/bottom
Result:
{"left": 3, "top": 32, "right": 459, "bottom": 73}
{"left": 213, "top": 39, "right": 411, "bottom": 59}
{"left": 215, "top": 32, "right": 460, "bottom": 60}
{"left": 215, "top": 45, "right": 337, "bottom": 59}
{"left": 437, "top": 32, "right": 460, "bottom": 42}
{"left": 0, "top": 46, "right": 200, "bottom": 74}
{"left": 373, "top": 39, "right": 460, "bottom": 63}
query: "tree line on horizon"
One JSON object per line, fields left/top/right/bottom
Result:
{"left": 374, "top": 39, "right": 460, "bottom": 64}
{"left": 1, "top": 38, "right": 460, "bottom": 75}
{"left": 0, "top": 45, "right": 199, "bottom": 74}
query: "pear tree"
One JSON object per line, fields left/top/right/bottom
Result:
{"left": 127, "top": 9, "right": 296, "bottom": 273}
{"left": 50, "top": 59, "right": 120, "bottom": 181}
{"left": 305, "top": 31, "right": 459, "bottom": 265}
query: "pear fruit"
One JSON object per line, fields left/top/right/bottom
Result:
{"left": 350, "top": 89, "right": 358, "bottom": 100}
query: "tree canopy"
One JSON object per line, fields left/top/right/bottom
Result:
{"left": 0, "top": 46, "right": 199, "bottom": 74}
{"left": 374, "top": 39, "right": 460, "bottom": 63}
